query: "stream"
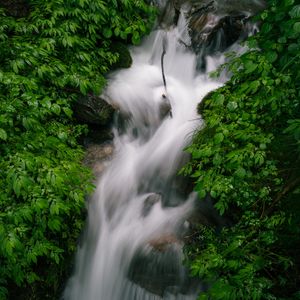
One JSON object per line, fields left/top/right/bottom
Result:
{"left": 63, "top": 1, "right": 262, "bottom": 299}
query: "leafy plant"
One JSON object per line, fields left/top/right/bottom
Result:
{"left": 183, "top": 0, "right": 300, "bottom": 299}
{"left": 0, "top": 0, "right": 156, "bottom": 299}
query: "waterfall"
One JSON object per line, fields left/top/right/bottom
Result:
{"left": 63, "top": 3, "right": 258, "bottom": 300}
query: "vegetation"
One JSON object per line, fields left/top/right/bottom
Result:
{"left": 183, "top": 0, "right": 300, "bottom": 299}
{"left": 0, "top": 0, "right": 155, "bottom": 299}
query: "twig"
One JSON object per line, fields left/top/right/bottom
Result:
{"left": 161, "top": 35, "right": 167, "bottom": 91}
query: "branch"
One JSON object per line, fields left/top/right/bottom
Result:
{"left": 161, "top": 35, "right": 167, "bottom": 91}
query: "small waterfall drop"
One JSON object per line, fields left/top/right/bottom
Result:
{"left": 63, "top": 5, "right": 255, "bottom": 300}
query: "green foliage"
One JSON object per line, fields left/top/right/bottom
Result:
{"left": 0, "top": 0, "right": 156, "bottom": 299}
{"left": 183, "top": 0, "right": 300, "bottom": 299}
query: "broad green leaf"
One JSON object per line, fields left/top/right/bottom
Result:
{"left": 289, "top": 5, "right": 300, "bottom": 18}
{"left": 235, "top": 167, "right": 246, "bottom": 178}
{"left": 244, "top": 60, "right": 258, "bottom": 74}
{"left": 284, "top": 0, "right": 295, "bottom": 6}
{"left": 265, "top": 51, "right": 278, "bottom": 63}
{"left": 52, "top": 103, "right": 61, "bottom": 115}
{"left": 0, "top": 128, "right": 7, "bottom": 141}
{"left": 293, "top": 22, "right": 300, "bottom": 33}
{"left": 227, "top": 101, "right": 238, "bottom": 111}
{"left": 214, "top": 133, "right": 224, "bottom": 144}
{"left": 103, "top": 28, "right": 112, "bottom": 38}
{"left": 132, "top": 31, "right": 140, "bottom": 45}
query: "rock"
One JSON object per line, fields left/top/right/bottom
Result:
{"left": 128, "top": 242, "right": 185, "bottom": 296}
{"left": 83, "top": 142, "right": 114, "bottom": 177}
{"left": 186, "top": 193, "right": 232, "bottom": 230}
{"left": 188, "top": 1, "right": 247, "bottom": 57}
{"left": 128, "top": 234, "right": 200, "bottom": 296}
{"left": 148, "top": 234, "right": 181, "bottom": 252}
{"left": 73, "top": 94, "right": 115, "bottom": 126}
{"left": 0, "top": 0, "right": 30, "bottom": 18}
{"left": 159, "top": 94, "right": 172, "bottom": 119}
{"left": 142, "top": 193, "right": 162, "bottom": 217}
{"left": 151, "top": 0, "right": 265, "bottom": 70}
{"left": 187, "top": 0, "right": 266, "bottom": 56}
{"left": 110, "top": 42, "right": 133, "bottom": 70}
{"left": 157, "top": 0, "right": 187, "bottom": 28}
{"left": 197, "top": 90, "right": 214, "bottom": 114}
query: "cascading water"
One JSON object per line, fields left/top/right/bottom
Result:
{"left": 63, "top": 3, "right": 259, "bottom": 300}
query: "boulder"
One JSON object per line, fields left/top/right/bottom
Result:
{"left": 151, "top": 0, "right": 265, "bottom": 70}
{"left": 148, "top": 234, "right": 181, "bottom": 252}
{"left": 142, "top": 193, "right": 162, "bottom": 217}
{"left": 83, "top": 142, "right": 114, "bottom": 177}
{"left": 128, "top": 242, "right": 185, "bottom": 296}
{"left": 186, "top": 193, "right": 232, "bottom": 231}
{"left": 188, "top": 1, "right": 247, "bottom": 56}
{"left": 159, "top": 94, "right": 172, "bottom": 119}
{"left": 110, "top": 42, "right": 133, "bottom": 70}
{"left": 73, "top": 94, "right": 115, "bottom": 126}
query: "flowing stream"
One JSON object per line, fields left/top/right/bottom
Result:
{"left": 64, "top": 2, "right": 259, "bottom": 299}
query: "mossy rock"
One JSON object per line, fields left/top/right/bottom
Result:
{"left": 110, "top": 42, "right": 133, "bottom": 69}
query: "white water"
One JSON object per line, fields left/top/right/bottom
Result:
{"left": 64, "top": 11, "right": 228, "bottom": 300}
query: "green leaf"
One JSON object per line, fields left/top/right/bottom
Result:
{"left": 63, "top": 107, "right": 73, "bottom": 118}
{"left": 284, "top": 0, "right": 295, "bottom": 6}
{"left": 214, "top": 133, "right": 224, "bottom": 144}
{"left": 214, "top": 94, "right": 225, "bottom": 106}
{"left": 289, "top": 5, "right": 300, "bottom": 18}
{"left": 114, "top": 27, "right": 120, "bottom": 36}
{"left": 0, "top": 128, "right": 7, "bottom": 141}
{"left": 293, "top": 22, "right": 300, "bottom": 33}
{"left": 261, "top": 22, "right": 272, "bottom": 34}
{"left": 103, "top": 28, "right": 112, "bottom": 38}
{"left": 265, "top": 51, "right": 278, "bottom": 63}
{"left": 244, "top": 60, "right": 258, "bottom": 74}
{"left": 52, "top": 104, "right": 61, "bottom": 115}
{"left": 227, "top": 101, "right": 238, "bottom": 111}
{"left": 235, "top": 167, "right": 246, "bottom": 178}
{"left": 132, "top": 31, "right": 140, "bottom": 45}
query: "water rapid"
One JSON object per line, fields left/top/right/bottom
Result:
{"left": 63, "top": 5, "right": 251, "bottom": 300}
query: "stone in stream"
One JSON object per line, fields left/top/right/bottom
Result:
{"left": 109, "top": 42, "right": 133, "bottom": 70}
{"left": 150, "top": 0, "right": 265, "bottom": 70}
{"left": 160, "top": 94, "right": 172, "bottom": 119}
{"left": 83, "top": 142, "right": 114, "bottom": 177}
{"left": 128, "top": 241, "right": 197, "bottom": 297}
{"left": 73, "top": 94, "right": 115, "bottom": 126}
{"left": 142, "top": 193, "right": 162, "bottom": 217}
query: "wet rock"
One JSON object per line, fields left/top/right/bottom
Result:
{"left": 159, "top": 94, "right": 172, "bottom": 119}
{"left": 82, "top": 125, "right": 114, "bottom": 146}
{"left": 151, "top": 0, "right": 265, "bottom": 70}
{"left": 110, "top": 42, "right": 133, "bottom": 70}
{"left": 142, "top": 193, "right": 162, "bottom": 217}
{"left": 187, "top": 0, "right": 265, "bottom": 57}
{"left": 148, "top": 234, "right": 181, "bottom": 252}
{"left": 188, "top": 2, "right": 247, "bottom": 57}
{"left": 186, "top": 193, "right": 231, "bottom": 229}
{"left": 128, "top": 235, "right": 200, "bottom": 297}
{"left": 128, "top": 243, "right": 186, "bottom": 297}
{"left": 157, "top": 0, "right": 189, "bottom": 28}
{"left": 83, "top": 142, "right": 114, "bottom": 177}
{"left": 73, "top": 94, "right": 115, "bottom": 126}
{"left": 197, "top": 90, "right": 214, "bottom": 114}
